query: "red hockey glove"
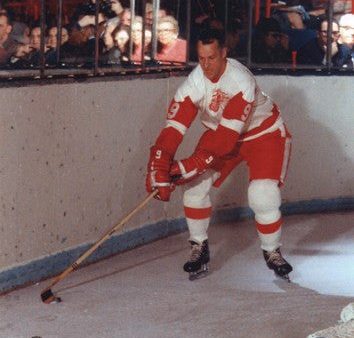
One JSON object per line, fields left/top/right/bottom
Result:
{"left": 146, "top": 146, "right": 173, "bottom": 201}
{"left": 169, "top": 149, "right": 216, "bottom": 185}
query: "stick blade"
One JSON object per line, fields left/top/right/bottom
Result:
{"left": 40, "top": 288, "right": 61, "bottom": 304}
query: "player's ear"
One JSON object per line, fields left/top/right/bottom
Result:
{"left": 221, "top": 47, "right": 227, "bottom": 59}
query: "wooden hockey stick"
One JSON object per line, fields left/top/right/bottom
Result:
{"left": 40, "top": 190, "right": 158, "bottom": 304}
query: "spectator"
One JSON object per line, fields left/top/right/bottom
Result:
{"left": 113, "top": 24, "right": 129, "bottom": 55}
{"left": 130, "top": 16, "right": 151, "bottom": 63}
{"left": 296, "top": 18, "right": 353, "bottom": 68}
{"left": 69, "top": 11, "right": 105, "bottom": 47}
{"left": 306, "top": 0, "right": 351, "bottom": 21}
{"left": 225, "top": 14, "right": 248, "bottom": 58}
{"left": 200, "top": 17, "right": 225, "bottom": 31}
{"left": 144, "top": 27, "right": 152, "bottom": 53}
{"left": 25, "top": 26, "right": 50, "bottom": 66}
{"left": 47, "top": 26, "right": 69, "bottom": 49}
{"left": 69, "top": 14, "right": 106, "bottom": 64}
{"left": 0, "top": 12, "right": 18, "bottom": 65}
{"left": 7, "top": 25, "right": 31, "bottom": 68}
{"left": 339, "top": 13, "right": 354, "bottom": 49}
{"left": 339, "top": 13, "right": 354, "bottom": 64}
{"left": 110, "top": 0, "right": 124, "bottom": 18}
{"left": 29, "top": 26, "right": 42, "bottom": 51}
{"left": 145, "top": 2, "right": 167, "bottom": 26}
{"left": 272, "top": 4, "right": 309, "bottom": 31}
{"left": 8, "top": 38, "right": 32, "bottom": 68}
{"left": 99, "top": 0, "right": 125, "bottom": 54}
{"left": 45, "top": 26, "right": 71, "bottom": 65}
{"left": 101, "top": 19, "right": 123, "bottom": 64}
{"left": 333, "top": 0, "right": 352, "bottom": 20}
{"left": 120, "top": 9, "right": 131, "bottom": 26}
{"left": 156, "top": 15, "right": 187, "bottom": 63}
{"left": 252, "top": 17, "right": 291, "bottom": 63}
{"left": 9, "top": 20, "right": 30, "bottom": 45}
{"left": 271, "top": 3, "right": 319, "bottom": 51}
{"left": 102, "top": 17, "right": 120, "bottom": 52}
{"left": 225, "top": 27, "right": 241, "bottom": 58}
{"left": 72, "top": 0, "right": 116, "bottom": 22}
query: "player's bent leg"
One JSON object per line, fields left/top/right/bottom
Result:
{"left": 248, "top": 178, "right": 282, "bottom": 251}
{"left": 182, "top": 171, "right": 215, "bottom": 280}
{"left": 183, "top": 171, "right": 215, "bottom": 243}
{"left": 248, "top": 179, "right": 293, "bottom": 280}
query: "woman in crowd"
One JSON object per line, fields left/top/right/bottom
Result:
{"left": 156, "top": 15, "right": 187, "bottom": 63}
{"left": 130, "top": 16, "right": 152, "bottom": 62}
{"left": 114, "top": 25, "right": 130, "bottom": 54}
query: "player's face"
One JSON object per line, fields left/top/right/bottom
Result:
{"left": 197, "top": 40, "right": 227, "bottom": 82}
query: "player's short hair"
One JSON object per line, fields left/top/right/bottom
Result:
{"left": 198, "top": 28, "right": 225, "bottom": 48}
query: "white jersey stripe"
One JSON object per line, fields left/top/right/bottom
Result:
{"left": 219, "top": 117, "right": 244, "bottom": 133}
{"left": 166, "top": 120, "right": 187, "bottom": 135}
{"left": 280, "top": 137, "right": 291, "bottom": 184}
{"left": 241, "top": 117, "right": 284, "bottom": 142}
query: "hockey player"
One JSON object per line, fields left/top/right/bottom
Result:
{"left": 146, "top": 28, "right": 293, "bottom": 281}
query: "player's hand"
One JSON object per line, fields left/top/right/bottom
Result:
{"left": 146, "top": 170, "right": 174, "bottom": 201}
{"left": 146, "top": 146, "right": 173, "bottom": 201}
{"left": 169, "top": 149, "right": 215, "bottom": 185}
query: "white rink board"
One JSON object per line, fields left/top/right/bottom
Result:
{"left": 0, "top": 74, "right": 353, "bottom": 273}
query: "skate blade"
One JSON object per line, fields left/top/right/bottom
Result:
{"left": 275, "top": 273, "right": 291, "bottom": 283}
{"left": 188, "top": 265, "right": 209, "bottom": 281}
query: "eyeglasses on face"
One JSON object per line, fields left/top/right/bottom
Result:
{"left": 340, "top": 26, "right": 353, "bottom": 30}
{"left": 157, "top": 28, "right": 175, "bottom": 33}
{"left": 320, "top": 30, "right": 340, "bottom": 36}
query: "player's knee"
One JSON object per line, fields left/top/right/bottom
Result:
{"left": 183, "top": 189, "right": 210, "bottom": 208}
{"left": 248, "top": 179, "right": 281, "bottom": 224}
{"left": 183, "top": 174, "right": 213, "bottom": 207}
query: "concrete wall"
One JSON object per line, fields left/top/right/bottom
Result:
{"left": 0, "top": 74, "right": 353, "bottom": 292}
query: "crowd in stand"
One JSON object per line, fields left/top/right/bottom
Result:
{"left": 250, "top": 0, "right": 353, "bottom": 68}
{"left": 186, "top": 0, "right": 353, "bottom": 69}
{"left": 0, "top": 0, "right": 187, "bottom": 69}
{"left": 0, "top": 0, "right": 353, "bottom": 70}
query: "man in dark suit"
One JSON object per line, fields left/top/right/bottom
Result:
{"left": 297, "top": 17, "right": 353, "bottom": 69}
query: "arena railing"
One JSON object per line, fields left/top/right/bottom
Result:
{"left": 0, "top": 0, "right": 352, "bottom": 83}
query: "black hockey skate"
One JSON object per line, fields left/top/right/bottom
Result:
{"left": 263, "top": 248, "right": 293, "bottom": 282}
{"left": 183, "top": 240, "right": 210, "bottom": 281}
